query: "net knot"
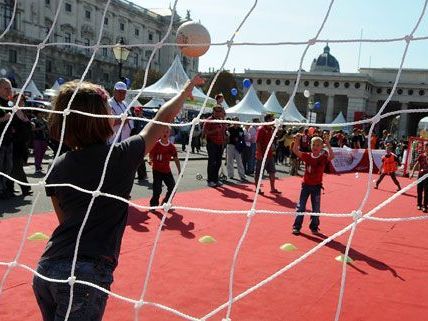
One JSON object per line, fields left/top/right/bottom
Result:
{"left": 8, "top": 261, "right": 17, "bottom": 268}
{"left": 134, "top": 301, "right": 144, "bottom": 309}
{"left": 372, "top": 114, "right": 381, "bottom": 124}
{"left": 11, "top": 106, "right": 18, "bottom": 113}
{"left": 92, "top": 190, "right": 101, "bottom": 198}
{"left": 162, "top": 202, "right": 172, "bottom": 213}
{"left": 33, "top": 180, "right": 46, "bottom": 193}
{"left": 92, "top": 44, "right": 100, "bottom": 52}
{"left": 404, "top": 35, "right": 413, "bottom": 43}
{"left": 154, "top": 42, "right": 162, "bottom": 50}
{"left": 308, "top": 38, "right": 316, "bottom": 46}
{"left": 37, "top": 43, "right": 46, "bottom": 50}
{"left": 247, "top": 209, "right": 256, "bottom": 218}
{"left": 191, "top": 118, "right": 200, "bottom": 126}
{"left": 67, "top": 276, "right": 76, "bottom": 285}
{"left": 352, "top": 210, "right": 362, "bottom": 221}
{"left": 121, "top": 113, "right": 128, "bottom": 122}
{"left": 226, "top": 40, "right": 233, "bottom": 48}
{"left": 63, "top": 109, "right": 71, "bottom": 116}
{"left": 274, "top": 118, "right": 283, "bottom": 127}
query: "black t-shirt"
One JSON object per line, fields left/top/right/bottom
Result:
{"left": 42, "top": 135, "right": 145, "bottom": 268}
{"left": 227, "top": 126, "right": 244, "bottom": 145}
{"left": 0, "top": 97, "right": 13, "bottom": 145}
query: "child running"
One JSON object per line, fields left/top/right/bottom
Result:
{"left": 410, "top": 142, "right": 428, "bottom": 212}
{"left": 374, "top": 145, "right": 402, "bottom": 192}
{"left": 32, "top": 75, "right": 204, "bottom": 321}
{"left": 292, "top": 133, "right": 334, "bottom": 235}
{"left": 149, "top": 126, "right": 180, "bottom": 210}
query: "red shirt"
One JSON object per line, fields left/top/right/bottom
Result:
{"left": 300, "top": 151, "right": 329, "bottom": 185}
{"left": 256, "top": 125, "right": 274, "bottom": 160}
{"left": 203, "top": 116, "right": 226, "bottom": 145}
{"left": 149, "top": 140, "right": 177, "bottom": 173}
{"left": 418, "top": 153, "right": 428, "bottom": 174}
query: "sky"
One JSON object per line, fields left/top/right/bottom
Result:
{"left": 132, "top": 0, "right": 428, "bottom": 73}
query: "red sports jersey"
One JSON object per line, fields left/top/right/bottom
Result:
{"left": 149, "top": 140, "right": 177, "bottom": 173}
{"left": 300, "top": 151, "right": 329, "bottom": 185}
{"left": 256, "top": 125, "right": 274, "bottom": 160}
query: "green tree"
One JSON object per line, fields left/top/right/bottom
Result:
{"left": 131, "top": 69, "right": 163, "bottom": 90}
{"left": 203, "top": 70, "right": 240, "bottom": 106}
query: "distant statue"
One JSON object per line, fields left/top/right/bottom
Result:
{"left": 186, "top": 10, "right": 191, "bottom": 20}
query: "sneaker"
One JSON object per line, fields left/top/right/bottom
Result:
{"left": 397, "top": 187, "right": 401, "bottom": 192}
{"left": 292, "top": 228, "right": 300, "bottom": 235}
{"left": 417, "top": 206, "right": 422, "bottom": 210}
{"left": 270, "top": 189, "right": 281, "bottom": 194}
{"left": 208, "top": 181, "right": 217, "bottom": 187}
{"left": 310, "top": 227, "right": 320, "bottom": 235}
{"left": 240, "top": 177, "right": 249, "bottom": 183}
{"left": 374, "top": 185, "right": 378, "bottom": 189}
{"left": 424, "top": 208, "right": 428, "bottom": 213}
{"left": 216, "top": 181, "right": 223, "bottom": 187}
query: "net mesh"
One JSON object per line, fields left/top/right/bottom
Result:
{"left": 1, "top": 0, "right": 428, "bottom": 320}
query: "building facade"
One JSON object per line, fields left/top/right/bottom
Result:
{"left": 236, "top": 45, "right": 428, "bottom": 137}
{"left": 0, "top": 0, "right": 198, "bottom": 91}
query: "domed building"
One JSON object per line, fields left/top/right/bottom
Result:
{"left": 310, "top": 44, "right": 340, "bottom": 73}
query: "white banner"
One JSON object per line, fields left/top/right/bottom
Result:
{"left": 331, "top": 147, "right": 366, "bottom": 173}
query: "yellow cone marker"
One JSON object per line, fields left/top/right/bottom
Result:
{"left": 28, "top": 232, "right": 50, "bottom": 241}
{"left": 280, "top": 243, "right": 297, "bottom": 251}
{"left": 335, "top": 254, "right": 353, "bottom": 263}
{"left": 198, "top": 235, "right": 216, "bottom": 244}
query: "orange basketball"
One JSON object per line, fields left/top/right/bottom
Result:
{"left": 176, "top": 21, "right": 211, "bottom": 58}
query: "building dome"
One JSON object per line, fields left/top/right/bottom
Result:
{"left": 310, "top": 45, "right": 340, "bottom": 73}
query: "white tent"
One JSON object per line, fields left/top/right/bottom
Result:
{"left": 143, "top": 97, "right": 165, "bottom": 109}
{"left": 282, "top": 99, "right": 307, "bottom": 122}
{"left": 24, "top": 80, "right": 43, "bottom": 99}
{"left": 263, "top": 92, "right": 284, "bottom": 116}
{"left": 225, "top": 86, "right": 267, "bottom": 122}
{"left": 129, "top": 56, "right": 216, "bottom": 107}
{"left": 221, "top": 99, "right": 229, "bottom": 109}
{"left": 43, "top": 80, "right": 61, "bottom": 98}
{"left": 331, "top": 111, "right": 347, "bottom": 125}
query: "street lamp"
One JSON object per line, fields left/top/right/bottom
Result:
{"left": 307, "top": 97, "right": 314, "bottom": 123}
{"left": 112, "top": 37, "right": 130, "bottom": 81}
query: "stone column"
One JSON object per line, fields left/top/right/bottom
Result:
{"left": 326, "top": 95, "right": 335, "bottom": 123}
{"left": 398, "top": 102, "right": 408, "bottom": 138}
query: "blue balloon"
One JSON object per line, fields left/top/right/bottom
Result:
{"left": 124, "top": 77, "right": 131, "bottom": 88}
{"left": 57, "top": 77, "right": 65, "bottom": 85}
{"left": 313, "top": 101, "right": 321, "bottom": 110}
{"left": 243, "top": 78, "right": 251, "bottom": 88}
{"left": 231, "top": 88, "right": 238, "bottom": 96}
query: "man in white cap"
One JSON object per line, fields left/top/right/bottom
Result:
{"left": 109, "top": 81, "right": 133, "bottom": 142}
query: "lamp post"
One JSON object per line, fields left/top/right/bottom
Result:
{"left": 112, "top": 37, "right": 130, "bottom": 81}
{"left": 307, "top": 97, "right": 314, "bottom": 123}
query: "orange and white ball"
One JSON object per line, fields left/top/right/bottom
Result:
{"left": 176, "top": 21, "right": 211, "bottom": 58}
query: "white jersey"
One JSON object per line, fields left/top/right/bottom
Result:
{"left": 108, "top": 97, "right": 134, "bottom": 143}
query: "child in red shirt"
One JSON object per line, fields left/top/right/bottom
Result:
{"left": 292, "top": 133, "right": 334, "bottom": 235}
{"left": 149, "top": 126, "right": 181, "bottom": 209}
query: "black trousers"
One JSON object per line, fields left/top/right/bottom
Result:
{"left": 206, "top": 140, "right": 223, "bottom": 183}
{"left": 150, "top": 170, "right": 175, "bottom": 207}
{"left": 137, "top": 160, "right": 147, "bottom": 179}
{"left": 417, "top": 173, "right": 428, "bottom": 208}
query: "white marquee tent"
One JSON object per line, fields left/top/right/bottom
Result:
{"left": 263, "top": 92, "right": 285, "bottom": 117}
{"left": 128, "top": 56, "right": 216, "bottom": 108}
{"left": 225, "top": 86, "right": 267, "bottom": 122}
{"left": 282, "top": 99, "right": 307, "bottom": 123}
{"left": 43, "top": 80, "right": 61, "bottom": 98}
{"left": 23, "top": 80, "right": 43, "bottom": 99}
{"left": 331, "top": 111, "right": 347, "bottom": 125}
{"left": 143, "top": 97, "right": 165, "bottom": 109}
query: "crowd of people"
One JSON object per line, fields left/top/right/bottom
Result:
{"left": 0, "top": 75, "right": 425, "bottom": 320}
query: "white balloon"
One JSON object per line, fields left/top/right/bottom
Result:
{"left": 0, "top": 68, "right": 7, "bottom": 76}
{"left": 303, "top": 90, "right": 310, "bottom": 98}
{"left": 7, "top": 101, "right": 13, "bottom": 107}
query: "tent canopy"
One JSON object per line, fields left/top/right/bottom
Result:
{"left": 24, "top": 80, "right": 43, "bottom": 99}
{"left": 281, "top": 99, "right": 306, "bottom": 123}
{"left": 331, "top": 111, "right": 347, "bottom": 124}
{"left": 263, "top": 92, "right": 283, "bottom": 116}
{"left": 129, "top": 56, "right": 215, "bottom": 107}
{"left": 225, "top": 86, "right": 267, "bottom": 122}
{"left": 143, "top": 97, "right": 165, "bottom": 109}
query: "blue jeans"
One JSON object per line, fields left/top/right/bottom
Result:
{"left": 32, "top": 258, "right": 114, "bottom": 321}
{"left": 293, "top": 184, "right": 322, "bottom": 230}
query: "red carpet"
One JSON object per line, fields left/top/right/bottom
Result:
{"left": 1, "top": 173, "right": 428, "bottom": 321}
